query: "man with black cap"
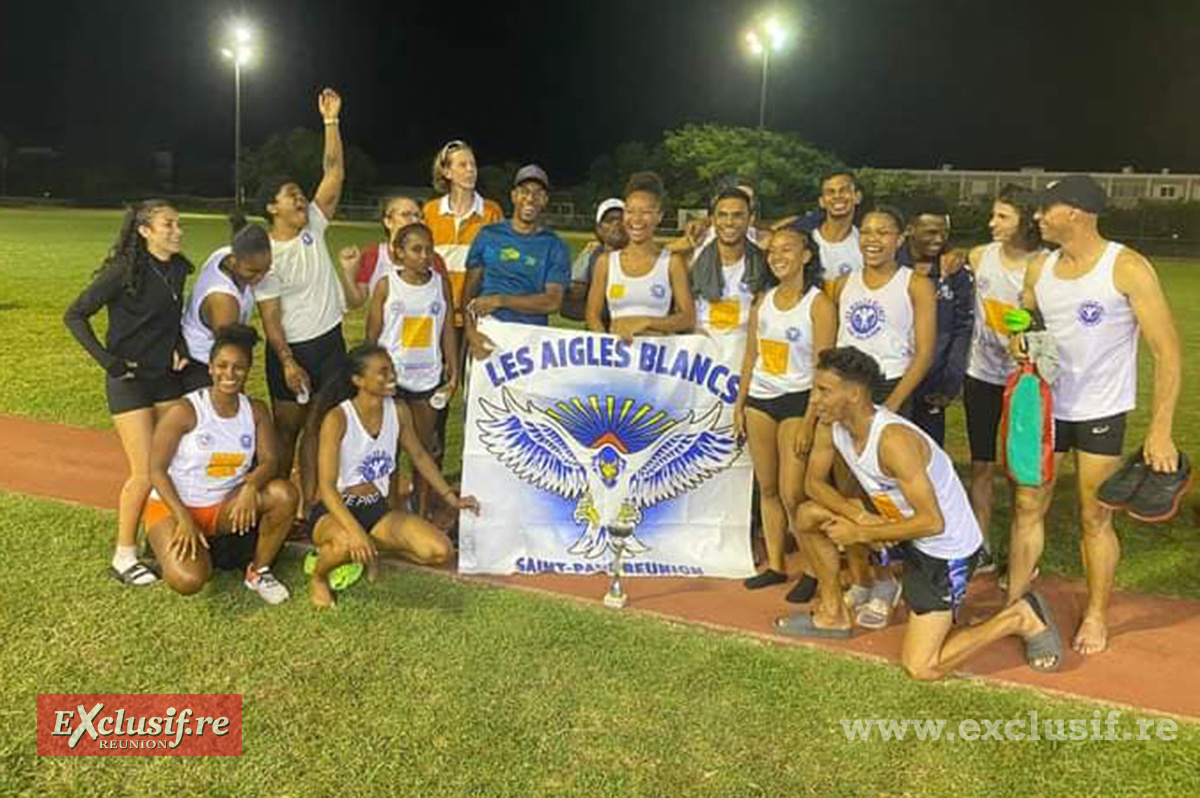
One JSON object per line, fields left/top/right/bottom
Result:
{"left": 463, "top": 164, "right": 571, "bottom": 358}
{"left": 1009, "top": 174, "right": 1182, "bottom": 658}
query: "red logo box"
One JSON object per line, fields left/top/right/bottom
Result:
{"left": 37, "top": 694, "right": 242, "bottom": 756}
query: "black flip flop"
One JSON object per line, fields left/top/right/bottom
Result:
{"left": 1022, "top": 591, "right": 1063, "bottom": 673}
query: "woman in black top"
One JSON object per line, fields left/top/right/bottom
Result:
{"left": 65, "top": 199, "right": 193, "bottom": 586}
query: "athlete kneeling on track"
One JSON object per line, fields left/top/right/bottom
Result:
{"left": 308, "top": 344, "right": 480, "bottom": 608}
{"left": 146, "top": 324, "right": 299, "bottom": 603}
{"left": 777, "top": 347, "right": 1064, "bottom": 679}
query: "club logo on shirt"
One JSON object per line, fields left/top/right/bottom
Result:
{"left": 301, "top": 232, "right": 314, "bottom": 246}
{"left": 500, "top": 247, "right": 521, "bottom": 262}
{"left": 846, "top": 300, "right": 886, "bottom": 339}
{"left": 430, "top": 301, "right": 442, "bottom": 316}
{"left": 785, "top": 326, "right": 802, "bottom": 342}
{"left": 650, "top": 284, "right": 667, "bottom": 300}
{"left": 838, "top": 263, "right": 853, "bottom": 278}
{"left": 240, "top": 434, "right": 253, "bottom": 450}
{"left": 937, "top": 283, "right": 955, "bottom": 301}
{"left": 358, "top": 451, "right": 395, "bottom": 483}
{"left": 197, "top": 433, "right": 215, "bottom": 450}
{"left": 1077, "top": 300, "right": 1105, "bottom": 327}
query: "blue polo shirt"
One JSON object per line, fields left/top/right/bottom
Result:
{"left": 465, "top": 221, "right": 571, "bottom": 325}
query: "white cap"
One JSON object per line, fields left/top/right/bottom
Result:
{"left": 595, "top": 198, "right": 625, "bottom": 225}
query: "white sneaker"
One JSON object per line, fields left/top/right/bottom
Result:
{"left": 244, "top": 566, "right": 290, "bottom": 605}
{"left": 856, "top": 579, "right": 903, "bottom": 630}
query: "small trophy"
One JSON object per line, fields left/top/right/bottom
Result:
{"left": 603, "top": 525, "right": 634, "bottom": 609}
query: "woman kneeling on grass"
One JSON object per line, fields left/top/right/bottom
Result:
{"left": 308, "top": 344, "right": 479, "bottom": 608}
{"left": 146, "top": 324, "right": 299, "bottom": 603}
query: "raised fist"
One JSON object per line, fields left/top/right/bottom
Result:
{"left": 318, "top": 88, "right": 342, "bottom": 121}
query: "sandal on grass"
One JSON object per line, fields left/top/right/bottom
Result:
{"left": 1022, "top": 591, "right": 1063, "bottom": 673}
{"left": 774, "top": 613, "right": 852, "bottom": 639}
{"left": 109, "top": 562, "right": 158, "bottom": 587}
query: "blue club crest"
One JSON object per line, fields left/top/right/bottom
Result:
{"left": 1077, "top": 300, "right": 1105, "bottom": 327}
{"left": 358, "top": 450, "right": 394, "bottom": 483}
{"left": 476, "top": 389, "right": 743, "bottom": 558}
{"left": 650, "top": 284, "right": 668, "bottom": 300}
{"left": 838, "top": 263, "right": 853, "bottom": 277}
{"left": 301, "top": 232, "right": 314, "bottom": 246}
{"left": 430, "top": 301, "right": 442, "bottom": 315}
{"left": 240, "top": 434, "right": 254, "bottom": 450}
{"left": 785, "top": 326, "right": 802, "bottom": 342}
{"left": 846, "top": 300, "right": 886, "bottom": 339}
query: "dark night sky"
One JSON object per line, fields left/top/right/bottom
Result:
{"left": 4, "top": 1, "right": 1200, "bottom": 186}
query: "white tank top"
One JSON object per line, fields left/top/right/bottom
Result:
{"left": 606, "top": 249, "right": 673, "bottom": 319}
{"left": 814, "top": 226, "right": 864, "bottom": 283}
{"left": 695, "top": 257, "right": 754, "bottom": 336}
{"left": 1034, "top": 242, "right": 1138, "bottom": 421}
{"left": 832, "top": 408, "right": 982, "bottom": 560}
{"left": 836, "top": 267, "right": 915, "bottom": 380}
{"left": 182, "top": 247, "right": 255, "bottom": 364}
{"left": 336, "top": 398, "right": 399, "bottom": 496}
{"left": 378, "top": 269, "right": 446, "bottom": 392}
{"left": 751, "top": 286, "right": 820, "bottom": 399}
{"left": 967, "top": 243, "right": 1028, "bottom": 386}
{"left": 155, "top": 389, "right": 256, "bottom": 507}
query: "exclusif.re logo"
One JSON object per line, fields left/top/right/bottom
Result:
{"left": 37, "top": 694, "right": 242, "bottom": 757}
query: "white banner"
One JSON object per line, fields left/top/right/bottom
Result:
{"left": 459, "top": 319, "right": 754, "bottom": 578}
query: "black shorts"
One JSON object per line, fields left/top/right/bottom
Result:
{"left": 1054, "top": 413, "right": 1127, "bottom": 457}
{"left": 745, "top": 391, "right": 810, "bottom": 423}
{"left": 873, "top": 377, "right": 914, "bottom": 419}
{"left": 265, "top": 324, "right": 348, "bottom": 403}
{"left": 105, "top": 371, "right": 183, "bottom": 415}
{"left": 309, "top": 492, "right": 389, "bottom": 533}
{"left": 178, "top": 360, "right": 213, "bottom": 394}
{"left": 963, "top": 376, "right": 1006, "bottom": 463}
{"left": 397, "top": 385, "right": 437, "bottom": 402}
{"left": 901, "top": 542, "right": 982, "bottom": 618}
{"left": 209, "top": 529, "right": 259, "bottom": 571}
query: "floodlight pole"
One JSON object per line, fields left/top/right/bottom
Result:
{"left": 758, "top": 46, "right": 770, "bottom": 132}
{"left": 233, "top": 57, "right": 242, "bottom": 211}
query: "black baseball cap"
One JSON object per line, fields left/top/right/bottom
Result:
{"left": 1032, "top": 174, "right": 1107, "bottom": 214}
{"left": 513, "top": 164, "right": 550, "bottom": 190}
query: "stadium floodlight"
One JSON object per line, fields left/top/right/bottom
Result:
{"left": 743, "top": 13, "right": 794, "bottom": 130}
{"left": 221, "top": 21, "right": 255, "bottom": 209}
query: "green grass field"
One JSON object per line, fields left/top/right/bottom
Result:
{"left": 2, "top": 207, "right": 1199, "bottom": 796}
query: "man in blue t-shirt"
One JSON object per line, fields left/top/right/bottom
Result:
{"left": 463, "top": 164, "right": 570, "bottom": 358}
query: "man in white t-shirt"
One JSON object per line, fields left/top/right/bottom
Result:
{"left": 253, "top": 88, "right": 351, "bottom": 508}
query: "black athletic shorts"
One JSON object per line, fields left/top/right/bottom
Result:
{"left": 873, "top": 377, "right": 914, "bottom": 419}
{"left": 963, "top": 376, "right": 1006, "bottom": 463}
{"left": 397, "top": 385, "right": 437, "bottom": 403}
{"left": 209, "top": 529, "right": 259, "bottom": 571}
{"left": 308, "top": 491, "right": 389, "bottom": 534}
{"left": 746, "top": 391, "right": 810, "bottom": 424}
{"left": 265, "top": 324, "right": 348, "bottom": 403}
{"left": 105, "top": 371, "right": 184, "bottom": 415}
{"left": 1053, "top": 413, "right": 1127, "bottom": 457}
{"left": 901, "top": 541, "right": 982, "bottom": 618}
{"left": 178, "top": 360, "right": 213, "bottom": 394}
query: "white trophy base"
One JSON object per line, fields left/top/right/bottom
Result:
{"left": 603, "top": 592, "right": 628, "bottom": 609}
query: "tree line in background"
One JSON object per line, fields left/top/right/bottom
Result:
{"left": 3, "top": 124, "right": 1200, "bottom": 252}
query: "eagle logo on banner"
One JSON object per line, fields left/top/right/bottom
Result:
{"left": 476, "top": 389, "right": 742, "bottom": 558}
